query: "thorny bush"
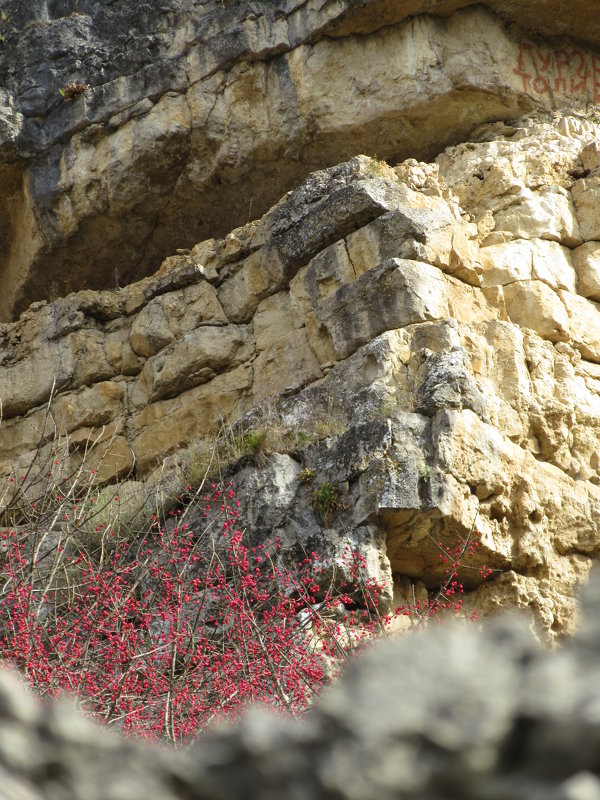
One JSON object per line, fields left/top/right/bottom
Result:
{"left": 0, "top": 408, "right": 489, "bottom": 744}
{"left": 0, "top": 485, "right": 393, "bottom": 743}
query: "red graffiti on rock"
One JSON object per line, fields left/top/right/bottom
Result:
{"left": 514, "top": 43, "right": 600, "bottom": 103}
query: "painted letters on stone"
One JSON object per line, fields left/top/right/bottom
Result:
{"left": 514, "top": 42, "right": 600, "bottom": 103}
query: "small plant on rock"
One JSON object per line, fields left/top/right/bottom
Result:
{"left": 418, "top": 464, "right": 432, "bottom": 482}
{"left": 59, "top": 81, "right": 91, "bottom": 100}
{"left": 296, "top": 468, "right": 315, "bottom": 485}
{"left": 378, "top": 393, "right": 401, "bottom": 418}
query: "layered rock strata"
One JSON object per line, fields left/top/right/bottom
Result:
{"left": 2, "top": 0, "right": 600, "bottom": 319}
{"left": 2, "top": 115, "right": 600, "bottom": 636}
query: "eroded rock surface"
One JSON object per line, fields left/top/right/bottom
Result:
{"left": 2, "top": 115, "right": 600, "bottom": 637}
{"left": 2, "top": 0, "right": 600, "bottom": 318}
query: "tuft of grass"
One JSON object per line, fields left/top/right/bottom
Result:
{"left": 368, "top": 154, "right": 395, "bottom": 180}
{"left": 48, "top": 281, "right": 60, "bottom": 303}
{"left": 242, "top": 430, "right": 268, "bottom": 458}
{"left": 314, "top": 414, "right": 347, "bottom": 440}
{"left": 312, "top": 482, "right": 341, "bottom": 517}
{"left": 173, "top": 396, "right": 349, "bottom": 494}
{"left": 378, "top": 394, "right": 401, "bottom": 419}
{"left": 73, "top": 482, "right": 158, "bottom": 553}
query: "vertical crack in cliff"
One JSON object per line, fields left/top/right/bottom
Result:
{"left": 343, "top": 236, "right": 360, "bottom": 281}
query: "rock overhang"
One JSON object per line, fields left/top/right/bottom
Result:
{"left": 1, "top": 1, "right": 600, "bottom": 320}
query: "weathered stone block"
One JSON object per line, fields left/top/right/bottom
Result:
{"left": 573, "top": 176, "right": 600, "bottom": 241}
{"left": 315, "top": 258, "right": 449, "bottom": 360}
{"left": 573, "top": 241, "right": 600, "bottom": 302}
{"left": 503, "top": 280, "right": 570, "bottom": 342}
{"left": 136, "top": 325, "right": 253, "bottom": 404}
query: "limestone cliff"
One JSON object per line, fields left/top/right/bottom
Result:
{"left": 1, "top": 1, "right": 600, "bottom": 639}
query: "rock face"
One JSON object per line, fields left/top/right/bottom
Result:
{"left": 2, "top": 0, "right": 600, "bottom": 319}
{"left": 2, "top": 112, "right": 600, "bottom": 638}
{"left": 3, "top": 572, "right": 600, "bottom": 799}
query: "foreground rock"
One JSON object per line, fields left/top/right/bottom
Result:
{"left": 3, "top": 572, "right": 600, "bottom": 799}
{"left": 2, "top": 0, "right": 600, "bottom": 318}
